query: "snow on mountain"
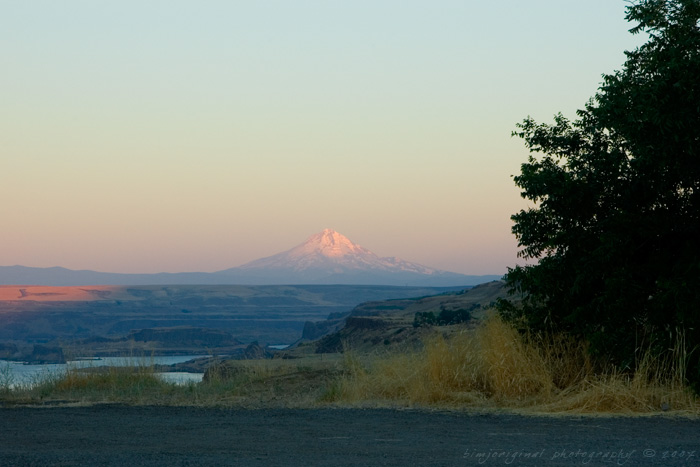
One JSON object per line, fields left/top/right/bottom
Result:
{"left": 0, "top": 229, "right": 502, "bottom": 286}
{"left": 237, "top": 229, "right": 439, "bottom": 275}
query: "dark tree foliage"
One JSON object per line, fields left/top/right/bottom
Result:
{"left": 499, "top": 0, "right": 700, "bottom": 386}
{"left": 413, "top": 305, "right": 478, "bottom": 328}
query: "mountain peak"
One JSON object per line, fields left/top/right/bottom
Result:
{"left": 237, "top": 229, "right": 444, "bottom": 278}
{"left": 222, "top": 228, "right": 499, "bottom": 286}
{"left": 0, "top": 229, "right": 499, "bottom": 286}
{"left": 300, "top": 229, "right": 367, "bottom": 258}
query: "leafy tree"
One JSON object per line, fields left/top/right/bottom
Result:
{"left": 413, "top": 305, "right": 477, "bottom": 328}
{"left": 499, "top": 0, "right": 700, "bottom": 386}
{"left": 413, "top": 311, "right": 438, "bottom": 328}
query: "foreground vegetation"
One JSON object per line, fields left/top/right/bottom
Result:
{"left": 0, "top": 356, "right": 342, "bottom": 408}
{"left": 333, "top": 316, "right": 699, "bottom": 414}
{"left": 500, "top": 0, "right": 700, "bottom": 389}
{"left": 2, "top": 316, "right": 698, "bottom": 415}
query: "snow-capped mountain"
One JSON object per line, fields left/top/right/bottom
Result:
{"left": 0, "top": 230, "right": 502, "bottom": 286}
{"left": 217, "top": 229, "right": 499, "bottom": 286}
{"left": 237, "top": 229, "right": 436, "bottom": 274}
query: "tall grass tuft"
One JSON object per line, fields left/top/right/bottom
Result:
{"left": 32, "top": 365, "right": 166, "bottom": 404}
{"left": 334, "top": 315, "right": 700, "bottom": 414}
{"left": 1, "top": 355, "right": 345, "bottom": 408}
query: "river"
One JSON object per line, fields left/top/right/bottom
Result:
{"left": 0, "top": 356, "right": 204, "bottom": 388}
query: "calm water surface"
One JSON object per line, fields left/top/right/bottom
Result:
{"left": 0, "top": 356, "right": 204, "bottom": 388}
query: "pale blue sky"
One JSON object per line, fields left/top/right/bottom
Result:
{"left": 1, "top": 1, "right": 645, "bottom": 274}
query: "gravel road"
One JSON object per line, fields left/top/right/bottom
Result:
{"left": 1, "top": 406, "right": 699, "bottom": 466}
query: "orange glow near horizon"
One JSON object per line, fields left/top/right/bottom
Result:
{"left": 1, "top": 2, "right": 644, "bottom": 277}
{"left": 0, "top": 286, "right": 129, "bottom": 302}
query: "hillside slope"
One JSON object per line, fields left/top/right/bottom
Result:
{"left": 288, "top": 281, "right": 507, "bottom": 355}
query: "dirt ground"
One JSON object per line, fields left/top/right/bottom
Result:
{"left": 1, "top": 405, "right": 700, "bottom": 466}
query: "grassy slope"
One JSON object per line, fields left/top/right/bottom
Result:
{"left": 3, "top": 281, "right": 698, "bottom": 415}
{"left": 288, "top": 280, "right": 505, "bottom": 355}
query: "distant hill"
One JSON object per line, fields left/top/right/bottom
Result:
{"left": 0, "top": 284, "right": 472, "bottom": 357}
{"left": 0, "top": 229, "right": 502, "bottom": 287}
{"left": 288, "top": 280, "right": 510, "bottom": 355}
{"left": 0, "top": 265, "right": 226, "bottom": 287}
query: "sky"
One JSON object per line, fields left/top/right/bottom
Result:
{"left": 1, "top": 1, "right": 647, "bottom": 275}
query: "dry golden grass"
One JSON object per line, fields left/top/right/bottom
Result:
{"left": 27, "top": 365, "right": 168, "bottom": 405}
{"left": 1, "top": 355, "right": 347, "bottom": 408}
{"left": 200, "top": 356, "right": 345, "bottom": 407}
{"left": 333, "top": 315, "right": 700, "bottom": 415}
{"left": 3, "top": 316, "right": 698, "bottom": 414}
